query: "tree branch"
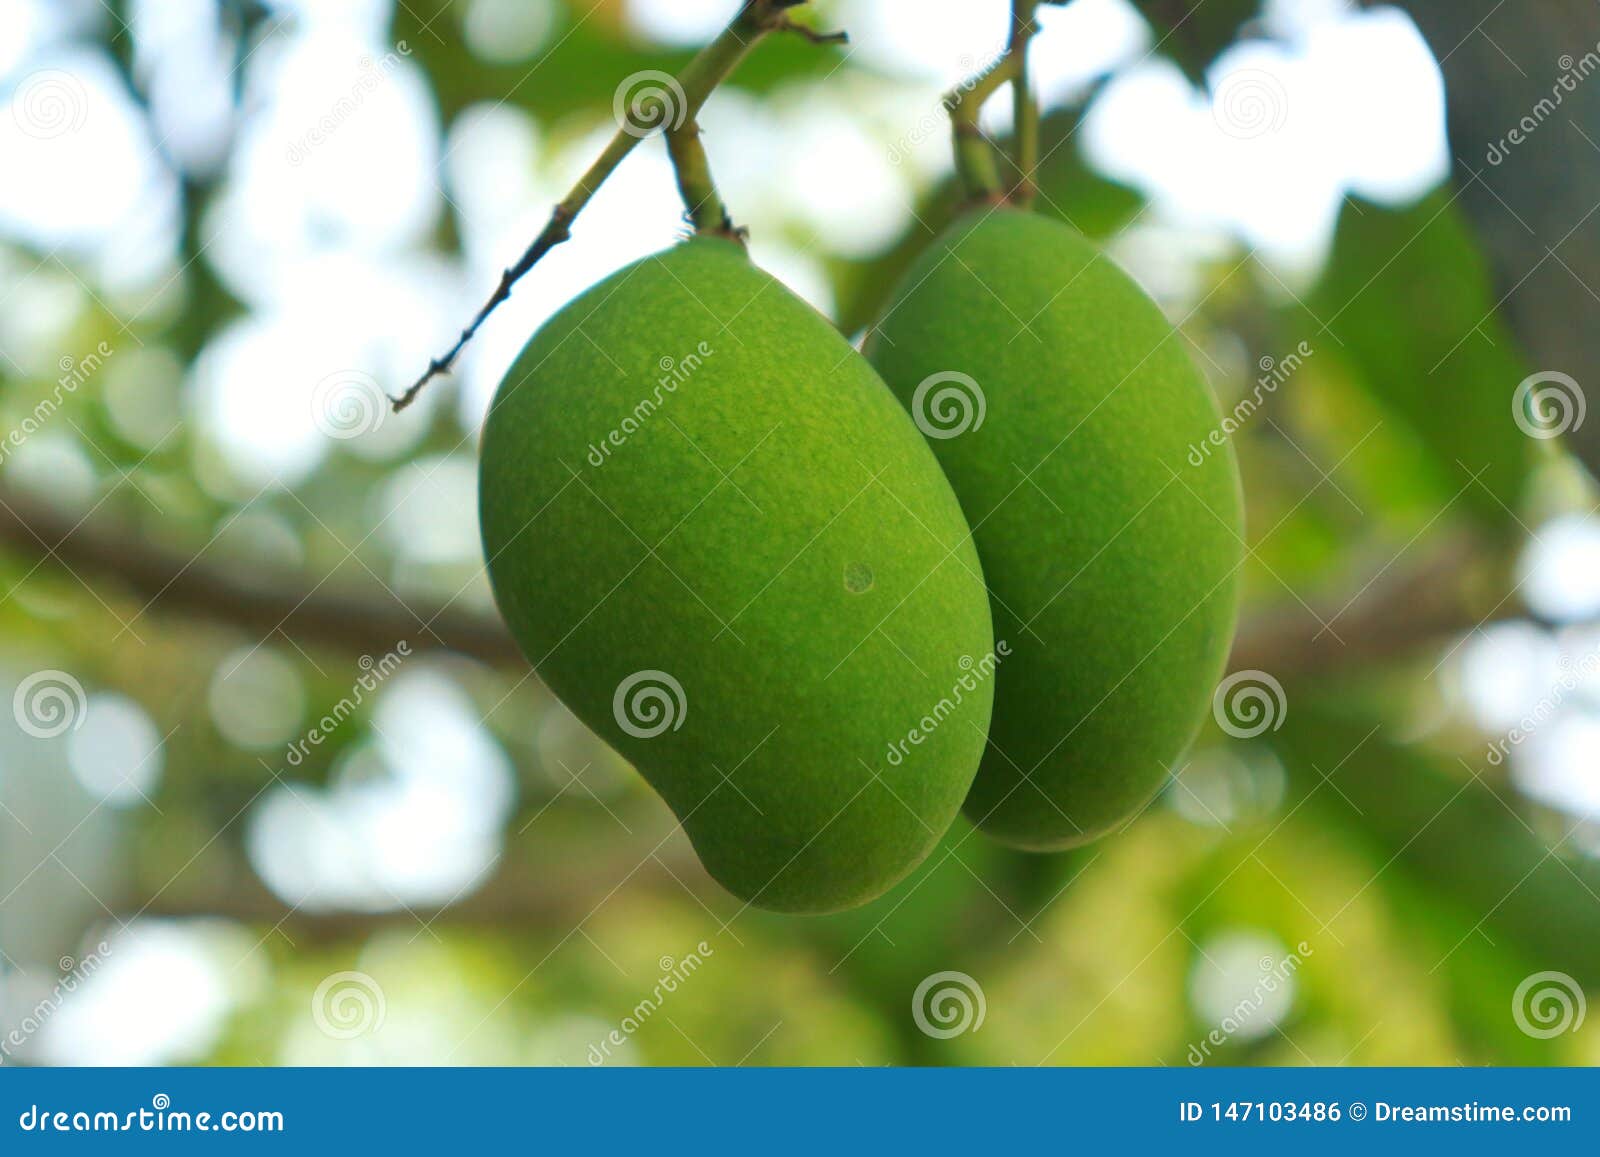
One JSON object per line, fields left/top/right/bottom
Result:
{"left": 0, "top": 489, "right": 522, "bottom": 663}
{"left": 0, "top": 488, "right": 1517, "bottom": 679}
{"left": 1228, "top": 533, "right": 1515, "bottom": 676}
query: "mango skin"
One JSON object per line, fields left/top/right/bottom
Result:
{"left": 865, "top": 208, "right": 1243, "bottom": 850}
{"left": 479, "top": 237, "right": 994, "bottom": 913}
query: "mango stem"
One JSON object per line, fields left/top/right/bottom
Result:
{"left": 666, "top": 119, "right": 734, "bottom": 236}
{"left": 945, "top": 0, "right": 1058, "bottom": 207}
{"left": 392, "top": 0, "right": 845, "bottom": 413}
{"left": 1010, "top": 0, "right": 1042, "bottom": 207}
{"left": 945, "top": 52, "right": 1020, "bottom": 203}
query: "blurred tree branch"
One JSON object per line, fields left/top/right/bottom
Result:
{"left": 0, "top": 490, "right": 521, "bottom": 664}
{"left": 1229, "top": 533, "right": 1513, "bottom": 675}
{"left": 0, "top": 488, "right": 1515, "bottom": 680}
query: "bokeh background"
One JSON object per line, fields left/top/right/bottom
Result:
{"left": 3, "top": 0, "right": 1600, "bottom": 1066}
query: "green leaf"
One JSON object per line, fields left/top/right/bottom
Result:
{"left": 1297, "top": 192, "right": 1538, "bottom": 530}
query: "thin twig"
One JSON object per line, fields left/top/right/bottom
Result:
{"left": 390, "top": 207, "right": 575, "bottom": 412}
{"left": 776, "top": 16, "right": 848, "bottom": 45}
{"left": 391, "top": 0, "right": 843, "bottom": 413}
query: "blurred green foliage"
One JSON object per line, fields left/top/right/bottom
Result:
{"left": 1, "top": 0, "right": 1595, "bottom": 1069}
{"left": 1296, "top": 193, "right": 1538, "bottom": 530}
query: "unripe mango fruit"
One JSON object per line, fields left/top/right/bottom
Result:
{"left": 479, "top": 237, "right": 995, "bottom": 913}
{"left": 865, "top": 208, "right": 1243, "bottom": 850}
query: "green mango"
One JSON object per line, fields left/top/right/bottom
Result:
{"left": 479, "top": 237, "right": 995, "bottom": 913}
{"left": 865, "top": 208, "right": 1243, "bottom": 850}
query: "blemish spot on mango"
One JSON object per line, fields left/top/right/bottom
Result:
{"left": 843, "top": 561, "right": 874, "bottom": 594}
